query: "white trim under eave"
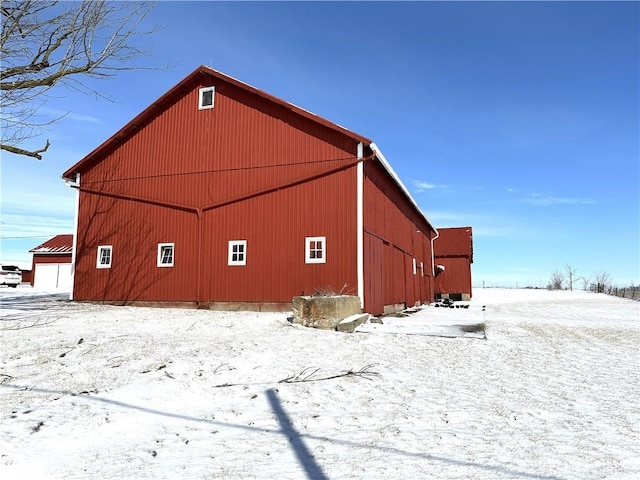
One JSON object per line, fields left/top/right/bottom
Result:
{"left": 369, "top": 142, "right": 438, "bottom": 237}
{"left": 67, "top": 172, "right": 80, "bottom": 300}
{"left": 356, "top": 142, "right": 364, "bottom": 309}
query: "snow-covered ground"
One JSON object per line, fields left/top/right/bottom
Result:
{"left": 1, "top": 287, "right": 638, "bottom": 479}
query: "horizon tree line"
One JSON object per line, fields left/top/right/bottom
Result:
{"left": 548, "top": 264, "right": 619, "bottom": 293}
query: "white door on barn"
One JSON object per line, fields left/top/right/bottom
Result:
{"left": 34, "top": 263, "right": 72, "bottom": 290}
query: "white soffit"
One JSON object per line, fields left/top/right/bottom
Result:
{"left": 369, "top": 142, "right": 437, "bottom": 235}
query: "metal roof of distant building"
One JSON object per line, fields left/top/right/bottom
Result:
{"left": 29, "top": 234, "right": 74, "bottom": 254}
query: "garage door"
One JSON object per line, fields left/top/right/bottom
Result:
{"left": 34, "top": 263, "right": 72, "bottom": 290}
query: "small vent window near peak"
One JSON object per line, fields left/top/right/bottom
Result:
{"left": 199, "top": 86, "right": 215, "bottom": 110}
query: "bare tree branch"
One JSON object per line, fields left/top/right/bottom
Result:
{"left": 0, "top": 138, "right": 50, "bottom": 159}
{"left": 211, "top": 365, "right": 381, "bottom": 388}
{"left": 1, "top": 0, "right": 161, "bottom": 160}
{"left": 564, "top": 264, "right": 578, "bottom": 291}
{"left": 279, "top": 364, "right": 380, "bottom": 383}
{"left": 578, "top": 275, "right": 591, "bottom": 291}
{"left": 548, "top": 269, "right": 564, "bottom": 290}
{"left": 593, "top": 270, "right": 611, "bottom": 293}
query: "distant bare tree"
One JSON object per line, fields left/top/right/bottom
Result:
{"left": 579, "top": 275, "right": 591, "bottom": 291}
{"left": 548, "top": 269, "right": 565, "bottom": 290}
{"left": 593, "top": 270, "right": 611, "bottom": 293}
{"left": 1, "top": 1, "right": 159, "bottom": 159}
{"left": 564, "top": 264, "right": 578, "bottom": 291}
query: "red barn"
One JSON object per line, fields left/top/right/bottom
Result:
{"left": 62, "top": 66, "right": 438, "bottom": 315}
{"left": 434, "top": 227, "right": 474, "bottom": 301}
{"left": 29, "top": 234, "right": 74, "bottom": 290}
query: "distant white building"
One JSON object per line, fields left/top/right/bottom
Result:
{"left": 28, "top": 234, "right": 73, "bottom": 290}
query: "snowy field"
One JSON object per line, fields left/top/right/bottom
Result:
{"left": 1, "top": 286, "right": 638, "bottom": 479}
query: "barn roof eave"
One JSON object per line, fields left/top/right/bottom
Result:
{"left": 28, "top": 234, "right": 74, "bottom": 254}
{"left": 369, "top": 142, "right": 438, "bottom": 236}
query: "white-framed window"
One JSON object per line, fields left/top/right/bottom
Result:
{"left": 157, "top": 243, "right": 174, "bottom": 267}
{"left": 413, "top": 258, "right": 417, "bottom": 275}
{"left": 420, "top": 262, "right": 424, "bottom": 277}
{"left": 198, "top": 86, "right": 215, "bottom": 110}
{"left": 228, "top": 240, "right": 247, "bottom": 266}
{"left": 305, "top": 236, "right": 326, "bottom": 264}
{"left": 96, "top": 245, "right": 112, "bottom": 269}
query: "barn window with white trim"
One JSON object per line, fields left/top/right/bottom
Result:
{"left": 96, "top": 245, "right": 112, "bottom": 268}
{"left": 157, "top": 243, "right": 174, "bottom": 267}
{"left": 198, "top": 86, "right": 215, "bottom": 109}
{"left": 305, "top": 236, "right": 326, "bottom": 264}
{"left": 228, "top": 240, "right": 246, "bottom": 266}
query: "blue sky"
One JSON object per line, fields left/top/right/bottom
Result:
{"left": 1, "top": 1, "right": 638, "bottom": 288}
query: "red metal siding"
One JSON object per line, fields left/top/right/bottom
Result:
{"left": 31, "top": 254, "right": 72, "bottom": 265}
{"left": 434, "top": 227, "right": 473, "bottom": 259}
{"left": 21, "top": 270, "right": 33, "bottom": 284}
{"left": 363, "top": 234, "right": 385, "bottom": 314}
{"left": 434, "top": 256, "right": 472, "bottom": 297}
{"left": 362, "top": 160, "right": 436, "bottom": 313}
{"left": 434, "top": 227, "right": 473, "bottom": 298}
{"left": 389, "top": 247, "right": 406, "bottom": 304}
{"left": 201, "top": 169, "right": 358, "bottom": 302}
{"left": 72, "top": 74, "right": 360, "bottom": 304}
{"left": 80, "top": 77, "right": 358, "bottom": 208}
{"left": 74, "top": 194, "right": 199, "bottom": 302}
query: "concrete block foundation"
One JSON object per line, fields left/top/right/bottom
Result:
{"left": 292, "top": 295, "right": 362, "bottom": 330}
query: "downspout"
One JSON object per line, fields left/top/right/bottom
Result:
{"left": 65, "top": 172, "right": 81, "bottom": 301}
{"left": 431, "top": 229, "right": 439, "bottom": 302}
{"left": 431, "top": 230, "right": 439, "bottom": 277}
{"left": 356, "top": 142, "right": 364, "bottom": 310}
